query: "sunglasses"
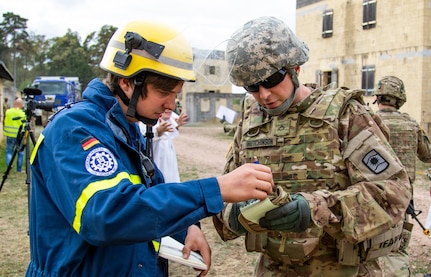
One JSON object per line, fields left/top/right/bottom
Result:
{"left": 244, "top": 68, "right": 288, "bottom": 92}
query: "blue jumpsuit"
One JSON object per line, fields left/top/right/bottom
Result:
{"left": 26, "top": 78, "right": 223, "bottom": 276}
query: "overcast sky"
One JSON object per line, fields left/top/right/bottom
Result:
{"left": 1, "top": 0, "right": 296, "bottom": 50}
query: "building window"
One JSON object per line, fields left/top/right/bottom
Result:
{"left": 361, "top": 65, "right": 375, "bottom": 96}
{"left": 362, "top": 0, "right": 376, "bottom": 30}
{"left": 316, "top": 69, "right": 338, "bottom": 89}
{"left": 208, "top": 65, "right": 216, "bottom": 75}
{"left": 322, "top": 9, "right": 333, "bottom": 38}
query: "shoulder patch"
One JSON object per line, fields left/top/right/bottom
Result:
{"left": 85, "top": 147, "right": 118, "bottom": 176}
{"left": 81, "top": 136, "right": 100, "bottom": 151}
{"left": 362, "top": 149, "right": 389, "bottom": 174}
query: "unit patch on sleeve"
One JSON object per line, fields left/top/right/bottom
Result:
{"left": 85, "top": 147, "right": 118, "bottom": 176}
{"left": 362, "top": 149, "right": 389, "bottom": 174}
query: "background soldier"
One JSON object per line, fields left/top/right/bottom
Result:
{"left": 213, "top": 16, "right": 412, "bottom": 276}
{"left": 373, "top": 75, "right": 431, "bottom": 183}
{"left": 373, "top": 77, "right": 431, "bottom": 269}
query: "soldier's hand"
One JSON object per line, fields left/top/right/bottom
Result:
{"left": 217, "top": 163, "right": 274, "bottom": 203}
{"left": 259, "top": 194, "right": 311, "bottom": 232}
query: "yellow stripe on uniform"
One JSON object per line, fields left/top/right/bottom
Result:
{"left": 153, "top": 240, "right": 160, "bottom": 252}
{"left": 30, "top": 134, "right": 45, "bottom": 164}
{"left": 73, "top": 172, "right": 142, "bottom": 233}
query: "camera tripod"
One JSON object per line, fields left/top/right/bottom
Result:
{"left": 0, "top": 115, "right": 36, "bottom": 192}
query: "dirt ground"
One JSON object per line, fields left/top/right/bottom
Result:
{"left": 170, "top": 124, "right": 431, "bottom": 276}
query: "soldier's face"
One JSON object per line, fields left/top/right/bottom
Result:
{"left": 250, "top": 73, "right": 295, "bottom": 109}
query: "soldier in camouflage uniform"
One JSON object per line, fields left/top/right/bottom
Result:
{"left": 213, "top": 16, "right": 412, "bottom": 276}
{"left": 373, "top": 77, "right": 431, "bottom": 276}
{"left": 373, "top": 76, "right": 431, "bottom": 183}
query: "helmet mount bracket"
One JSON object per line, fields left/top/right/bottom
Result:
{"left": 113, "top": 32, "right": 165, "bottom": 70}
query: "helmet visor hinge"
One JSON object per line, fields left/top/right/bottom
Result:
{"left": 113, "top": 32, "right": 165, "bottom": 70}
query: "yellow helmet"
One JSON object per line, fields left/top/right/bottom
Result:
{"left": 100, "top": 20, "right": 195, "bottom": 81}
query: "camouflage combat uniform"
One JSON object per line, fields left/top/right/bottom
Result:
{"left": 213, "top": 16, "right": 412, "bottom": 277}
{"left": 373, "top": 75, "right": 431, "bottom": 183}
{"left": 376, "top": 107, "right": 431, "bottom": 182}
{"left": 213, "top": 86, "right": 412, "bottom": 276}
{"left": 372, "top": 76, "right": 431, "bottom": 276}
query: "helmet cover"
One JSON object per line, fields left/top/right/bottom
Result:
{"left": 374, "top": 76, "right": 406, "bottom": 107}
{"left": 226, "top": 16, "right": 309, "bottom": 86}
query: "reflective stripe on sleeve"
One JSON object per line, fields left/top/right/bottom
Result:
{"left": 30, "top": 134, "right": 45, "bottom": 164}
{"left": 73, "top": 172, "right": 142, "bottom": 233}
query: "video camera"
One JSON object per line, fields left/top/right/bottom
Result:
{"left": 23, "top": 88, "right": 54, "bottom": 113}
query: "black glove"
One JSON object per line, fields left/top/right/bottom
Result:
{"left": 259, "top": 194, "right": 311, "bottom": 233}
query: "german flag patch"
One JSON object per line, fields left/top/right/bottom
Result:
{"left": 81, "top": 136, "right": 100, "bottom": 151}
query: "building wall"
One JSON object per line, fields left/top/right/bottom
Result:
{"left": 181, "top": 48, "right": 233, "bottom": 116}
{"left": 296, "top": 0, "right": 431, "bottom": 135}
{"left": 186, "top": 92, "right": 244, "bottom": 123}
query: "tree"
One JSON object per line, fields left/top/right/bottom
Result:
{"left": 0, "top": 12, "right": 30, "bottom": 89}
{"left": 84, "top": 24, "right": 117, "bottom": 78}
{"left": 46, "top": 30, "right": 94, "bottom": 89}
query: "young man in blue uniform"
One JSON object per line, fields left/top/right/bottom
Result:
{"left": 25, "top": 20, "right": 274, "bottom": 277}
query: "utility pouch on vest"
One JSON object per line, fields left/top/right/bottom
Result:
{"left": 337, "top": 223, "right": 405, "bottom": 266}
{"left": 337, "top": 239, "right": 360, "bottom": 266}
{"left": 399, "top": 221, "right": 413, "bottom": 251}
{"left": 245, "top": 232, "right": 267, "bottom": 252}
{"left": 238, "top": 186, "right": 291, "bottom": 233}
{"left": 265, "top": 235, "right": 319, "bottom": 265}
{"left": 361, "top": 222, "right": 404, "bottom": 261}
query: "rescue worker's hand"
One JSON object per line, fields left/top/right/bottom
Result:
{"left": 217, "top": 163, "right": 274, "bottom": 203}
{"left": 259, "top": 194, "right": 311, "bottom": 233}
{"left": 183, "top": 225, "right": 211, "bottom": 276}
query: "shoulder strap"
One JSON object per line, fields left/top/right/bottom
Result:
{"left": 302, "top": 87, "right": 365, "bottom": 128}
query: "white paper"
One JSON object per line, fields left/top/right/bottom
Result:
{"left": 425, "top": 205, "right": 431, "bottom": 230}
{"left": 159, "top": 236, "right": 207, "bottom": 270}
{"left": 216, "top": 105, "right": 236, "bottom": 124}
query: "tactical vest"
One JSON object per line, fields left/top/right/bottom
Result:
{"left": 239, "top": 88, "right": 356, "bottom": 194}
{"left": 241, "top": 88, "right": 404, "bottom": 265}
{"left": 376, "top": 109, "right": 418, "bottom": 182}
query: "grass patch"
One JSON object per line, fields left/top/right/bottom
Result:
{"left": 0, "top": 140, "right": 31, "bottom": 276}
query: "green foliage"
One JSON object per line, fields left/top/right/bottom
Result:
{"left": 0, "top": 140, "right": 30, "bottom": 276}
{"left": 0, "top": 12, "right": 118, "bottom": 91}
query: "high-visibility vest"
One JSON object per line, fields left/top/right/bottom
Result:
{"left": 3, "top": 108, "right": 25, "bottom": 138}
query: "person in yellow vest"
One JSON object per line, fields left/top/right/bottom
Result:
{"left": 3, "top": 98, "right": 26, "bottom": 172}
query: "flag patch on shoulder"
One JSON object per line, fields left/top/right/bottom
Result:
{"left": 81, "top": 136, "right": 100, "bottom": 151}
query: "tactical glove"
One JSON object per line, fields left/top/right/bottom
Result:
{"left": 259, "top": 194, "right": 311, "bottom": 233}
{"left": 228, "top": 202, "right": 248, "bottom": 235}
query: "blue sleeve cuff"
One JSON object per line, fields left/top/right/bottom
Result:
{"left": 199, "top": 177, "right": 224, "bottom": 214}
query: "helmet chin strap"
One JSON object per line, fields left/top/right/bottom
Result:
{"left": 114, "top": 76, "right": 158, "bottom": 126}
{"left": 260, "top": 68, "right": 299, "bottom": 116}
{"left": 114, "top": 78, "right": 158, "bottom": 171}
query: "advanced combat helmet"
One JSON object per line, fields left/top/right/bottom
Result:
{"left": 374, "top": 76, "right": 406, "bottom": 109}
{"left": 226, "top": 16, "right": 309, "bottom": 87}
{"left": 100, "top": 20, "right": 195, "bottom": 81}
